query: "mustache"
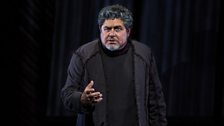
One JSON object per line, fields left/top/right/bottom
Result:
{"left": 106, "top": 37, "right": 117, "bottom": 41}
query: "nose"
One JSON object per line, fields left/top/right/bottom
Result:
{"left": 108, "top": 29, "right": 115, "bottom": 36}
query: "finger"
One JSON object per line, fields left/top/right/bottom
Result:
{"left": 87, "top": 92, "right": 102, "bottom": 99}
{"left": 84, "top": 81, "right": 95, "bottom": 94}
{"left": 93, "top": 93, "right": 103, "bottom": 100}
{"left": 89, "top": 92, "right": 101, "bottom": 97}
{"left": 93, "top": 97, "right": 103, "bottom": 103}
{"left": 86, "top": 80, "right": 94, "bottom": 89}
{"left": 85, "top": 88, "right": 95, "bottom": 94}
{"left": 86, "top": 92, "right": 100, "bottom": 99}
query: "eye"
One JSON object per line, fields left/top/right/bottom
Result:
{"left": 114, "top": 27, "right": 122, "bottom": 32}
{"left": 103, "top": 27, "right": 111, "bottom": 32}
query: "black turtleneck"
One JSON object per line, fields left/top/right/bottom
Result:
{"left": 100, "top": 42, "right": 139, "bottom": 126}
{"left": 101, "top": 42, "right": 130, "bottom": 57}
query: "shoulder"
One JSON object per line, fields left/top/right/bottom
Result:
{"left": 132, "top": 40, "right": 151, "bottom": 51}
{"left": 131, "top": 39, "right": 152, "bottom": 63}
{"left": 74, "top": 39, "right": 100, "bottom": 62}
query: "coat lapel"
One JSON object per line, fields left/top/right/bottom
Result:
{"left": 133, "top": 44, "right": 148, "bottom": 126}
{"left": 86, "top": 46, "right": 107, "bottom": 126}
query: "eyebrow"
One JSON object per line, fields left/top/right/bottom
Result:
{"left": 104, "top": 25, "right": 122, "bottom": 29}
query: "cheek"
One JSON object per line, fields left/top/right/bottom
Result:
{"left": 119, "top": 33, "right": 128, "bottom": 41}
{"left": 101, "top": 32, "right": 107, "bottom": 38}
{"left": 100, "top": 33, "right": 107, "bottom": 44}
{"left": 100, "top": 33, "right": 105, "bottom": 40}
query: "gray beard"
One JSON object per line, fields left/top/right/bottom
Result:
{"left": 105, "top": 44, "right": 120, "bottom": 51}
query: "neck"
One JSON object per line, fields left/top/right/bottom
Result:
{"left": 101, "top": 42, "right": 130, "bottom": 57}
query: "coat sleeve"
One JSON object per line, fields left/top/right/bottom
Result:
{"left": 60, "top": 52, "right": 93, "bottom": 113}
{"left": 148, "top": 54, "right": 167, "bottom": 126}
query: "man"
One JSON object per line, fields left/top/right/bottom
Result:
{"left": 61, "top": 4, "right": 167, "bottom": 126}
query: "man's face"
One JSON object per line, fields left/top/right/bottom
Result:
{"left": 100, "top": 18, "right": 130, "bottom": 51}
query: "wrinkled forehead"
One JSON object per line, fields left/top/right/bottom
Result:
{"left": 101, "top": 19, "right": 125, "bottom": 27}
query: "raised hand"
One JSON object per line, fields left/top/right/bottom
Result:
{"left": 80, "top": 80, "right": 103, "bottom": 105}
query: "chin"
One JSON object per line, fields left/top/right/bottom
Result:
{"left": 105, "top": 44, "right": 120, "bottom": 51}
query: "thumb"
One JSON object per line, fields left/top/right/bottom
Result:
{"left": 86, "top": 80, "right": 94, "bottom": 89}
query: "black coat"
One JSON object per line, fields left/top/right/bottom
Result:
{"left": 61, "top": 39, "right": 167, "bottom": 126}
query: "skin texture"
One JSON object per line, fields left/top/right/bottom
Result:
{"left": 80, "top": 80, "right": 103, "bottom": 105}
{"left": 100, "top": 19, "right": 131, "bottom": 51}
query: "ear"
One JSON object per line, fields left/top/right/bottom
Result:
{"left": 127, "top": 28, "right": 131, "bottom": 37}
{"left": 99, "top": 26, "right": 102, "bottom": 32}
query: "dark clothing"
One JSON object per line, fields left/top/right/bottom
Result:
{"left": 61, "top": 39, "right": 167, "bottom": 126}
{"left": 101, "top": 42, "right": 138, "bottom": 126}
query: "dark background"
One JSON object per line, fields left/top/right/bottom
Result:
{"left": 4, "top": 0, "right": 223, "bottom": 126}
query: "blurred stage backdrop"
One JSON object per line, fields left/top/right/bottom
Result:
{"left": 5, "top": 0, "right": 222, "bottom": 126}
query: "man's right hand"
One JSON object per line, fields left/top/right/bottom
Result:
{"left": 80, "top": 80, "right": 103, "bottom": 105}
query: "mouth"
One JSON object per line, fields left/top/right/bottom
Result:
{"left": 107, "top": 39, "right": 117, "bottom": 43}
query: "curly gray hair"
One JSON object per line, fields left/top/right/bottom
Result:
{"left": 98, "top": 4, "right": 133, "bottom": 29}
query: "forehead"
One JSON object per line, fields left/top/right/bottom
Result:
{"left": 102, "top": 18, "right": 125, "bottom": 27}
